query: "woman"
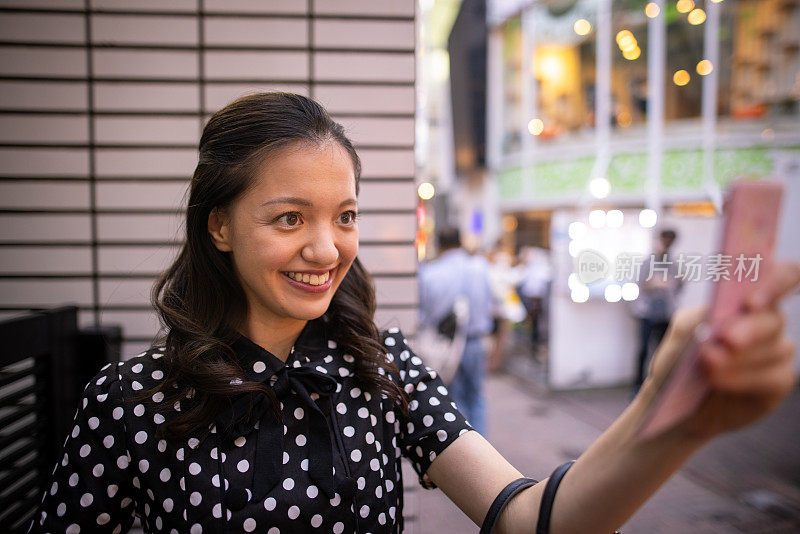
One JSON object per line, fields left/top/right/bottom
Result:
{"left": 31, "top": 92, "right": 799, "bottom": 534}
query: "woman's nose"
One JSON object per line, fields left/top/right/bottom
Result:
{"left": 301, "top": 227, "right": 339, "bottom": 266}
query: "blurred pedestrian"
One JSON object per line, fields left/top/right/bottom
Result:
{"left": 517, "top": 247, "right": 552, "bottom": 359}
{"left": 633, "top": 229, "right": 684, "bottom": 392}
{"left": 486, "top": 243, "right": 525, "bottom": 372}
{"left": 418, "top": 226, "right": 494, "bottom": 435}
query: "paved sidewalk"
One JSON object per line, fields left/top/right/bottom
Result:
{"left": 405, "top": 371, "right": 800, "bottom": 533}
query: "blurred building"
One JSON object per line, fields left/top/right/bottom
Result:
{"left": 419, "top": 0, "right": 800, "bottom": 388}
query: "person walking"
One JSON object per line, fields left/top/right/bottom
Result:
{"left": 418, "top": 227, "right": 494, "bottom": 436}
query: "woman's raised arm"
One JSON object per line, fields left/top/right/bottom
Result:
{"left": 426, "top": 261, "right": 800, "bottom": 534}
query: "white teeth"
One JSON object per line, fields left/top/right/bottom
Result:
{"left": 286, "top": 271, "right": 330, "bottom": 286}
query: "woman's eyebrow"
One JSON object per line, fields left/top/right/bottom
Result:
{"left": 260, "top": 197, "right": 357, "bottom": 208}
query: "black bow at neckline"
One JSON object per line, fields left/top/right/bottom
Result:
{"left": 216, "top": 332, "right": 339, "bottom": 507}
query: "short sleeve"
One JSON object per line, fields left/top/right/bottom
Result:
{"left": 29, "top": 363, "right": 136, "bottom": 534}
{"left": 382, "top": 329, "right": 472, "bottom": 489}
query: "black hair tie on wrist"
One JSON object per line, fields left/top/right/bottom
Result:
{"left": 536, "top": 460, "right": 575, "bottom": 534}
{"left": 480, "top": 477, "right": 538, "bottom": 534}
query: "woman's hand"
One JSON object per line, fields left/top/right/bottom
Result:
{"left": 642, "top": 261, "right": 800, "bottom": 442}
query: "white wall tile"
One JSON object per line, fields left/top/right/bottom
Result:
{"left": 338, "top": 116, "right": 414, "bottom": 147}
{"left": 97, "top": 245, "right": 180, "bottom": 274}
{"left": 96, "top": 214, "right": 184, "bottom": 242}
{"left": 357, "top": 212, "right": 416, "bottom": 242}
{"left": 94, "top": 149, "right": 196, "bottom": 178}
{"left": 0, "top": 247, "right": 92, "bottom": 274}
{"left": 203, "top": 51, "right": 308, "bottom": 81}
{"left": 373, "top": 307, "right": 417, "bottom": 335}
{"left": 313, "top": 52, "right": 414, "bottom": 83}
{"left": 359, "top": 181, "right": 417, "bottom": 211}
{"left": 357, "top": 149, "right": 415, "bottom": 178}
{"left": 0, "top": 181, "right": 90, "bottom": 210}
{"left": 314, "top": 20, "right": 414, "bottom": 50}
{"left": 313, "top": 0, "right": 414, "bottom": 17}
{"left": 0, "top": 47, "right": 87, "bottom": 77}
{"left": 0, "top": 148, "right": 89, "bottom": 177}
{"left": 93, "top": 50, "right": 199, "bottom": 80}
{"left": 91, "top": 15, "right": 198, "bottom": 46}
{"left": 0, "top": 115, "right": 89, "bottom": 144}
{"left": 99, "top": 278, "right": 153, "bottom": 306}
{"left": 0, "top": 280, "right": 93, "bottom": 307}
{"left": 374, "top": 277, "right": 417, "bottom": 306}
{"left": 0, "top": 13, "right": 85, "bottom": 44}
{"left": 91, "top": 0, "right": 197, "bottom": 11}
{"left": 94, "top": 116, "right": 201, "bottom": 145}
{"left": 94, "top": 83, "right": 199, "bottom": 112}
{"left": 98, "top": 309, "right": 161, "bottom": 338}
{"left": 358, "top": 244, "right": 416, "bottom": 274}
{"left": 204, "top": 83, "right": 309, "bottom": 111}
{"left": 204, "top": 0, "right": 307, "bottom": 14}
{"left": 0, "top": 81, "right": 87, "bottom": 111}
{"left": 315, "top": 85, "right": 414, "bottom": 114}
{"left": 204, "top": 17, "right": 307, "bottom": 47}
{"left": 0, "top": 0, "right": 82, "bottom": 8}
{"left": 95, "top": 181, "right": 189, "bottom": 209}
{"left": 0, "top": 214, "right": 91, "bottom": 242}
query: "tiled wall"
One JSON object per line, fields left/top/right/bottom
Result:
{"left": 0, "top": 0, "right": 418, "bottom": 357}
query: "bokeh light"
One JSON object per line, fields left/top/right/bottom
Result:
{"left": 639, "top": 209, "right": 658, "bottom": 228}
{"left": 623, "top": 47, "right": 641, "bottom": 60}
{"left": 527, "top": 118, "right": 544, "bottom": 136}
{"left": 589, "top": 177, "right": 610, "bottom": 199}
{"left": 417, "top": 182, "right": 435, "bottom": 200}
{"left": 604, "top": 284, "right": 622, "bottom": 303}
{"left": 568, "top": 221, "right": 587, "bottom": 240}
{"left": 677, "top": 0, "right": 695, "bottom": 14}
{"left": 574, "top": 19, "right": 592, "bottom": 36}
{"left": 606, "top": 209, "right": 624, "bottom": 228}
{"left": 571, "top": 284, "right": 590, "bottom": 303}
{"left": 696, "top": 59, "right": 713, "bottom": 75}
{"left": 645, "top": 2, "right": 660, "bottom": 18}
{"left": 589, "top": 209, "right": 607, "bottom": 228}
{"left": 673, "top": 69, "right": 690, "bottom": 86}
{"left": 688, "top": 8, "right": 706, "bottom": 25}
{"left": 622, "top": 283, "right": 640, "bottom": 301}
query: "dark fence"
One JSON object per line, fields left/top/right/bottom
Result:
{"left": 0, "top": 307, "right": 121, "bottom": 533}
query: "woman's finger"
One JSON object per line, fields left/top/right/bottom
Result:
{"left": 704, "top": 337, "right": 797, "bottom": 392}
{"left": 717, "top": 309, "right": 784, "bottom": 353}
{"left": 745, "top": 261, "right": 800, "bottom": 311}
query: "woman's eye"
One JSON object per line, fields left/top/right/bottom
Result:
{"left": 278, "top": 212, "right": 302, "bottom": 226}
{"left": 339, "top": 211, "right": 358, "bottom": 225}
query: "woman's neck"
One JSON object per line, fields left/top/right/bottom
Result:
{"left": 240, "top": 315, "right": 307, "bottom": 362}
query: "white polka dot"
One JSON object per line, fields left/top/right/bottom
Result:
{"left": 211, "top": 474, "right": 220, "bottom": 487}
{"left": 189, "top": 462, "right": 201, "bottom": 475}
{"left": 253, "top": 361, "right": 266, "bottom": 373}
{"left": 357, "top": 407, "right": 369, "bottom": 418}
{"left": 444, "top": 412, "right": 456, "bottom": 422}
{"left": 300, "top": 458, "right": 309, "bottom": 471}
{"left": 311, "top": 514, "right": 323, "bottom": 527}
{"left": 96, "top": 375, "right": 107, "bottom": 386}
{"left": 243, "top": 518, "right": 257, "bottom": 532}
{"left": 117, "top": 456, "right": 129, "bottom": 469}
{"left": 138, "top": 459, "right": 149, "bottom": 473}
{"left": 384, "top": 337, "right": 396, "bottom": 346}
{"left": 237, "top": 460, "right": 249, "bottom": 473}
{"left": 135, "top": 431, "right": 148, "bottom": 444}
{"left": 336, "top": 403, "right": 347, "bottom": 414}
{"left": 107, "top": 485, "right": 118, "bottom": 498}
{"left": 96, "top": 393, "right": 108, "bottom": 402}
{"left": 360, "top": 505, "right": 370, "bottom": 518}
{"left": 80, "top": 493, "right": 93, "bottom": 507}
{"left": 96, "top": 512, "right": 110, "bottom": 525}
{"left": 333, "top": 522, "right": 344, "bottom": 533}
{"left": 112, "top": 407, "right": 123, "bottom": 420}
{"left": 188, "top": 437, "right": 200, "bottom": 449}
{"left": 437, "top": 429, "right": 448, "bottom": 441}
{"left": 154, "top": 413, "right": 165, "bottom": 424}
{"left": 56, "top": 502, "right": 66, "bottom": 517}
{"left": 152, "top": 391, "right": 164, "bottom": 403}
{"left": 87, "top": 417, "right": 100, "bottom": 430}
{"left": 357, "top": 477, "right": 366, "bottom": 490}
{"left": 131, "top": 381, "right": 142, "bottom": 391}
{"left": 370, "top": 458, "right": 380, "bottom": 471}
{"left": 79, "top": 444, "right": 91, "bottom": 458}
{"left": 190, "top": 524, "right": 202, "bottom": 534}
{"left": 133, "top": 404, "right": 145, "bottom": 417}
{"left": 268, "top": 528, "right": 280, "bottom": 534}
{"left": 152, "top": 370, "right": 163, "bottom": 380}
{"left": 429, "top": 397, "right": 441, "bottom": 406}
{"left": 386, "top": 479, "right": 394, "bottom": 492}
{"left": 283, "top": 478, "right": 295, "bottom": 491}
{"left": 306, "top": 485, "right": 318, "bottom": 499}
{"left": 330, "top": 493, "right": 341, "bottom": 506}
{"left": 163, "top": 498, "right": 173, "bottom": 513}
{"left": 66, "top": 524, "right": 80, "bottom": 534}
{"left": 343, "top": 426, "right": 355, "bottom": 438}
{"left": 131, "top": 363, "right": 143, "bottom": 373}
{"left": 264, "top": 497, "right": 276, "bottom": 510}
{"left": 294, "top": 407, "right": 304, "bottom": 419}
{"left": 350, "top": 449, "right": 362, "bottom": 462}
{"left": 190, "top": 492, "right": 202, "bottom": 506}
{"left": 92, "top": 464, "right": 104, "bottom": 477}
{"left": 296, "top": 434, "right": 306, "bottom": 446}
{"left": 102, "top": 435, "right": 114, "bottom": 448}
{"left": 288, "top": 505, "right": 300, "bottom": 519}
{"left": 365, "top": 431, "right": 375, "bottom": 444}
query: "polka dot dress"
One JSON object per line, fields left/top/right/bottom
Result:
{"left": 30, "top": 322, "right": 472, "bottom": 533}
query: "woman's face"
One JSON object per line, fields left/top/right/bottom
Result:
{"left": 208, "top": 140, "right": 359, "bottom": 331}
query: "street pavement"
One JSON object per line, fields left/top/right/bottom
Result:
{"left": 404, "top": 362, "right": 800, "bottom": 533}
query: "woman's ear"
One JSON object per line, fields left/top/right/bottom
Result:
{"left": 208, "top": 207, "right": 232, "bottom": 252}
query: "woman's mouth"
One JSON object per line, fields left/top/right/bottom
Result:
{"left": 283, "top": 270, "right": 334, "bottom": 293}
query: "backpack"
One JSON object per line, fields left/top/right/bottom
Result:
{"left": 414, "top": 295, "right": 470, "bottom": 385}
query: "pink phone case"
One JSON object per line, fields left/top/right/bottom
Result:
{"left": 637, "top": 179, "right": 784, "bottom": 439}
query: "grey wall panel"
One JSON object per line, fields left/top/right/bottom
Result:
{"left": 94, "top": 83, "right": 200, "bottom": 112}
{"left": 0, "top": 214, "right": 91, "bottom": 243}
{"left": 0, "top": 47, "right": 87, "bottom": 77}
{"left": 0, "top": 280, "right": 93, "bottom": 307}
{"left": 204, "top": 18, "right": 308, "bottom": 48}
{"left": 95, "top": 182, "right": 189, "bottom": 210}
{"left": 97, "top": 245, "right": 181, "bottom": 275}
{"left": 91, "top": 15, "right": 198, "bottom": 46}
{"left": 313, "top": 0, "right": 414, "bottom": 17}
{"left": 358, "top": 245, "right": 417, "bottom": 275}
{"left": 0, "top": 182, "right": 90, "bottom": 210}
{"left": 0, "top": 12, "right": 85, "bottom": 44}
{"left": 98, "top": 278, "right": 154, "bottom": 307}
{"left": 358, "top": 149, "right": 415, "bottom": 179}
{"left": 359, "top": 181, "right": 417, "bottom": 211}
{"left": 92, "top": 50, "right": 199, "bottom": 80}
{"left": 0, "top": 81, "right": 87, "bottom": 111}
{"left": 0, "top": 148, "right": 90, "bottom": 178}
{"left": 204, "top": 83, "right": 309, "bottom": 112}
{"left": 94, "top": 150, "right": 196, "bottom": 179}
{"left": 94, "top": 117, "right": 201, "bottom": 145}
{"left": 0, "top": 115, "right": 89, "bottom": 144}
{"left": 356, "top": 213, "right": 416, "bottom": 242}
{"left": 314, "top": 85, "right": 415, "bottom": 114}
{"left": 96, "top": 215, "right": 184, "bottom": 243}
{"left": 313, "top": 20, "right": 415, "bottom": 50}
{"left": 203, "top": 51, "right": 309, "bottom": 81}
{"left": 90, "top": 0, "right": 197, "bottom": 11}
{"left": 0, "top": 0, "right": 83, "bottom": 9}
{"left": 339, "top": 116, "right": 415, "bottom": 147}
{"left": 313, "top": 52, "right": 414, "bottom": 83}
{"left": 0, "top": 247, "right": 92, "bottom": 274}
{"left": 204, "top": 0, "right": 307, "bottom": 14}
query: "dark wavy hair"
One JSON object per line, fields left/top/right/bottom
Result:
{"left": 148, "top": 92, "right": 408, "bottom": 439}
